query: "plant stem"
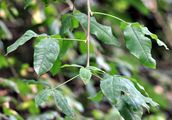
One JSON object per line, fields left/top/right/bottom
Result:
{"left": 86, "top": 0, "right": 91, "bottom": 67}
{"left": 92, "top": 11, "right": 129, "bottom": 24}
{"left": 92, "top": 73, "right": 102, "bottom": 80}
{"left": 54, "top": 75, "right": 79, "bottom": 89}
{"left": 57, "top": 38, "right": 86, "bottom": 42}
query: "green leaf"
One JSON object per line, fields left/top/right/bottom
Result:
{"left": 79, "top": 67, "right": 92, "bottom": 84}
{"left": 60, "top": 14, "right": 79, "bottom": 35}
{"left": 88, "top": 91, "right": 104, "bottom": 102}
{"left": 53, "top": 90, "right": 74, "bottom": 116}
{"left": 24, "top": 0, "right": 32, "bottom": 9}
{"left": 141, "top": 27, "right": 169, "bottom": 50}
{"left": 127, "top": 77, "right": 149, "bottom": 97}
{"left": 100, "top": 75, "right": 158, "bottom": 120}
{"left": 35, "top": 89, "right": 52, "bottom": 106}
{"left": 118, "top": 102, "right": 143, "bottom": 120}
{"left": 50, "top": 58, "right": 61, "bottom": 76}
{"left": 59, "top": 40, "right": 73, "bottom": 58}
{"left": 124, "top": 23, "right": 156, "bottom": 68}
{"left": 73, "top": 12, "right": 120, "bottom": 46}
{"left": 34, "top": 38, "right": 60, "bottom": 76}
{"left": 7, "top": 30, "right": 38, "bottom": 55}
{"left": 50, "top": 34, "right": 73, "bottom": 58}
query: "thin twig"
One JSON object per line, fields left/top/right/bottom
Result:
{"left": 86, "top": 0, "right": 91, "bottom": 67}
{"left": 51, "top": 35, "right": 86, "bottom": 42}
{"left": 53, "top": 75, "right": 79, "bottom": 89}
{"left": 92, "top": 11, "right": 129, "bottom": 24}
{"left": 92, "top": 73, "right": 102, "bottom": 80}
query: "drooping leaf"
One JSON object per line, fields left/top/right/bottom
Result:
{"left": 100, "top": 75, "right": 158, "bottom": 120}
{"left": 60, "top": 14, "right": 79, "bottom": 35}
{"left": 35, "top": 89, "right": 52, "bottom": 105}
{"left": 73, "top": 12, "right": 120, "bottom": 46}
{"left": 7, "top": 30, "right": 38, "bottom": 55}
{"left": 124, "top": 23, "right": 156, "bottom": 68}
{"left": 141, "top": 27, "right": 169, "bottom": 50}
{"left": 34, "top": 38, "right": 60, "bottom": 76}
{"left": 53, "top": 90, "right": 74, "bottom": 117}
{"left": 79, "top": 67, "right": 92, "bottom": 84}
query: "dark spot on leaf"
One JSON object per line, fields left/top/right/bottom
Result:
{"left": 121, "top": 91, "right": 125, "bottom": 96}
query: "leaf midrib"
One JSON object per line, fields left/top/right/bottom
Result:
{"left": 130, "top": 26, "right": 150, "bottom": 64}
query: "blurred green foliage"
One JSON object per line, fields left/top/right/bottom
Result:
{"left": 0, "top": 0, "right": 172, "bottom": 119}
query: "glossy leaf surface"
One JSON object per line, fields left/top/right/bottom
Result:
{"left": 34, "top": 38, "right": 60, "bottom": 75}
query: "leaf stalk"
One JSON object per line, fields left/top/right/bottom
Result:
{"left": 53, "top": 75, "right": 79, "bottom": 89}
{"left": 92, "top": 11, "right": 129, "bottom": 24}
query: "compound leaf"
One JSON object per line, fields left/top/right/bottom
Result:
{"left": 34, "top": 38, "right": 60, "bottom": 76}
